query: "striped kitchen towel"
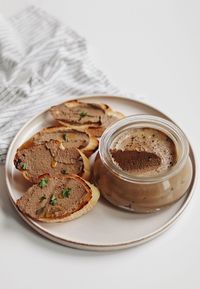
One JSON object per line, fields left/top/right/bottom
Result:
{"left": 0, "top": 6, "right": 121, "bottom": 164}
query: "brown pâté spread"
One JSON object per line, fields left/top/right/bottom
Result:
{"left": 110, "top": 128, "right": 177, "bottom": 177}
{"left": 33, "top": 128, "right": 90, "bottom": 150}
{"left": 14, "top": 140, "right": 84, "bottom": 183}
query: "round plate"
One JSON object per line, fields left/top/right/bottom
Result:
{"left": 5, "top": 95, "right": 197, "bottom": 251}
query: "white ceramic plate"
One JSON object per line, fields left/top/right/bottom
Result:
{"left": 5, "top": 95, "right": 197, "bottom": 251}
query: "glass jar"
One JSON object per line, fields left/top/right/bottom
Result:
{"left": 93, "top": 115, "right": 193, "bottom": 213}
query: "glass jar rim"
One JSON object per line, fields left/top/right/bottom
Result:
{"left": 99, "top": 114, "right": 189, "bottom": 184}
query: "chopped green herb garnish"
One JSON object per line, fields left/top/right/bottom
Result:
{"left": 61, "top": 169, "right": 68, "bottom": 175}
{"left": 39, "top": 178, "right": 48, "bottom": 188}
{"left": 36, "top": 207, "right": 45, "bottom": 215}
{"left": 62, "top": 188, "right": 72, "bottom": 198}
{"left": 40, "top": 195, "right": 46, "bottom": 202}
{"left": 21, "top": 163, "right": 27, "bottom": 170}
{"left": 49, "top": 195, "right": 57, "bottom": 206}
{"left": 63, "top": 134, "right": 68, "bottom": 141}
{"left": 79, "top": 111, "right": 87, "bottom": 120}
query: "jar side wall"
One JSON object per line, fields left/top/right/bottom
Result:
{"left": 93, "top": 153, "right": 193, "bottom": 213}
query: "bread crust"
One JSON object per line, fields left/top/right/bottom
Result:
{"left": 19, "top": 126, "right": 99, "bottom": 157}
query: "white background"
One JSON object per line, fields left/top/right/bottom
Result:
{"left": 0, "top": 1, "right": 199, "bottom": 288}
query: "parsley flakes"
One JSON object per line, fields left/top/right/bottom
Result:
{"left": 63, "top": 134, "right": 68, "bottom": 141}
{"left": 62, "top": 188, "right": 72, "bottom": 198}
{"left": 39, "top": 178, "right": 48, "bottom": 188}
{"left": 61, "top": 169, "right": 68, "bottom": 175}
{"left": 49, "top": 195, "right": 57, "bottom": 206}
{"left": 21, "top": 163, "right": 27, "bottom": 170}
{"left": 40, "top": 195, "right": 46, "bottom": 202}
{"left": 79, "top": 111, "right": 87, "bottom": 120}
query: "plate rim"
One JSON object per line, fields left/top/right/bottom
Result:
{"left": 5, "top": 94, "right": 198, "bottom": 251}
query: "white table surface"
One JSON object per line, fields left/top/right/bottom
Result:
{"left": 0, "top": 1, "right": 199, "bottom": 288}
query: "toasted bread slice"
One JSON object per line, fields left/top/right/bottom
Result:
{"left": 14, "top": 139, "right": 90, "bottom": 183}
{"left": 21, "top": 127, "right": 98, "bottom": 157}
{"left": 50, "top": 100, "right": 124, "bottom": 137}
{"left": 16, "top": 175, "right": 100, "bottom": 223}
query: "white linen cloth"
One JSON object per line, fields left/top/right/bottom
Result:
{"left": 0, "top": 6, "right": 121, "bottom": 163}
